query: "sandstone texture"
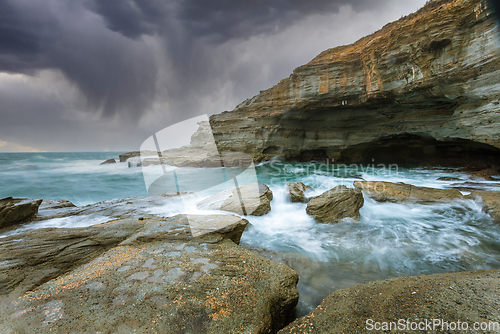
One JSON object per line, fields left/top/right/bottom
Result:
{"left": 142, "top": 149, "right": 253, "bottom": 168}
{"left": 306, "top": 185, "right": 364, "bottom": 223}
{"left": 0, "top": 214, "right": 299, "bottom": 334}
{"left": 0, "top": 197, "right": 42, "bottom": 228}
{"left": 0, "top": 219, "right": 144, "bottom": 297}
{"left": 197, "top": 183, "right": 273, "bottom": 216}
{"left": 210, "top": 0, "right": 500, "bottom": 168}
{"left": 354, "top": 180, "right": 464, "bottom": 203}
{"left": 37, "top": 200, "right": 76, "bottom": 210}
{"left": 119, "top": 151, "right": 141, "bottom": 162}
{"left": 287, "top": 182, "right": 312, "bottom": 203}
{"left": 279, "top": 270, "right": 500, "bottom": 334}
{"left": 467, "top": 190, "right": 500, "bottom": 223}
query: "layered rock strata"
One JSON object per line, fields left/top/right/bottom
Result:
{"left": 0, "top": 214, "right": 299, "bottom": 333}
{"left": 210, "top": 0, "right": 500, "bottom": 168}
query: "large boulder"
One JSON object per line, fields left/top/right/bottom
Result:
{"left": 287, "top": 182, "right": 312, "bottom": 203}
{"left": 354, "top": 181, "right": 464, "bottom": 203}
{"left": 198, "top": 182, "right": 273, "bottom": 216}
{"left": 1, "top": 214, "right": 299, "bottom": 334}
{"left": 306, "top": 185, "right": 364, "bottom": 223}
{"left": 279, "top": 270, "right": 500, "bottom": 333}
{"left": 467, "top": 191, "right": 500, "bottom": 224}
{"left": 0, "top": 197, "right": 42, "bottom": 228}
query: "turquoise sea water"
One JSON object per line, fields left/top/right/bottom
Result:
{"left": 2, "top": 152, "right": 500, "bottom": 316}
{"left": 0, "top": 152, "right": 147, "bottom": 206}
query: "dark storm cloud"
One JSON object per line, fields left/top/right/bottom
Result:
{"left": 0, "top": 0, "right": 386, "bottom": 120}
{"left": 177, "top": 0, "right": 380, "bottom": 42}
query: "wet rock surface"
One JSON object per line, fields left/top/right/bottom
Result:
{"left": 306, "top": 186, "right": 364, "bottom": 223}
{"left": 26, "top": 192, "right": 188, "bottom": 224}
{"left": 354, "top": 181, "right": 464, "bottom": 203}
{"left": 37, "top": 200, "right": 76, "bottom": 211}
{"left": 467, "top": 191, "right": 500, "bottom": 224}
{"left": 0, "top": 219, "right": 144, "bottom": 297}
{"left": 198, "top": 183, "right": 273, "bottom": 216}
{"left": 0, "top": 197, "right": 42, "bottom": 229}
{"left": 279, "top": 270, "right": 500, "bottom": 334}
{"left": 0, "top": 214, "right": 299, "bottom": 334}
{"left": 287, "top": 182, "right": 312, "bottom": 203}
{"left": 100, "top": 158, "right": 116, "bottom": 165}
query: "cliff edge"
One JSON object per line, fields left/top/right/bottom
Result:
{"left": 210, "top": 0, "right": 500, "bottom": 167}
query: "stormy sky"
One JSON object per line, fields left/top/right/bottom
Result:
{"left": 0, "top": 0, "right": 428, "bottom": 152}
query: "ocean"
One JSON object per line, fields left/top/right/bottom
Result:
{"left": 2, "top": 152, "right": 500, "bottom": 316}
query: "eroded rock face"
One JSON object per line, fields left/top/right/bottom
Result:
{"left": 279, "top": 270, "right": 500, "bottom": 334}
{"left": 197, "top": 183, "right": 273, "bottom": 216}
{"left": 306, "top": 186, "right": 364, "bottom": 223}
{"left": 354, "top": 181, "right": 464, "bottom": 203}
{"left": 210, "top": 0, "right": 500, "bottom": 168}
{"left": 1, "top": 214, "right": 299, "bottom": 334}
{"left": 0, "top": 197, "right": 42, "bottom": 228}
{"left": 467, "top": 191, "right": 500, "bottom": 223}
{"left": 287, "top": 182, "right": 312, "bottom": 203}
{"left": 0, "top": 219, "right": 144, "bottom": 298}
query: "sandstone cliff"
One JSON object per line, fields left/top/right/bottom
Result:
{"left": 210, "top": 0, "right": 500, "bottom": 167}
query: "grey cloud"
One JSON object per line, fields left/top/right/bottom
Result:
{"left": 91, "top": 0, "right": 382, "bottom": 42}
{"left": 0, "top": 0, "right": 431, "bottom": 151}
{"left": 0, "top": 0, "right": 158, "bottom": 118}
{"left": 0, "top": 0, "right": 389, "bottom": 121}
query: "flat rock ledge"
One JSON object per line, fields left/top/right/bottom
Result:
{"left": 198, "top": 182, "right": 273, "bottom": 216}
{"left": 279, "top": 270, "right": 500, "bottom": 334}
{"left": 354, "top": 181, "right": 464, "bottom": 203}
{"left": 306, "top": 185, "right": 364, "bottom": 223}
{"left": 0, "top": 213, "right": 299, "bottom": 334}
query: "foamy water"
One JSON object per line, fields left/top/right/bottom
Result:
{"left": 2, "top": 154, "right": 500, "bottom": 316}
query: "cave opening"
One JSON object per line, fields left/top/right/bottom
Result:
{"left": 337, "top": 134, "right": 500, "bottom": 169}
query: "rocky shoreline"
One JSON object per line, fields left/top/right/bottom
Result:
{"left": 1, "top": 179, "right": 500, "bottom": 332}
{"left": 5, "top": 0, "right": 500, "bottom": 331}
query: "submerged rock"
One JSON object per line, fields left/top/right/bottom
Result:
{"left": 279, "top": 270, "right": 500, "bottom": 333}
{"left": 354, "top": 181, "right": 463, "bottom": 203}
{"left": 467, "top": 191, "right": 500, "bottom": 224}
{"left": 100, "top": 158, "right": 116, "bottom": 165}
{"left": 306, "top": 185, "right": 364, "bottom": 223}
{"left": 197, "top": 182, "right": 273, "bottom": 216}
{"left": 437, "top": 176, "right": 462, "bottom": 181}
{"left": 0, "top": 197, "right": 42, "bottom": 228}
{"left": 1, "top": 214, "right": 299, "bottom": 334}
{"left": 287, "top": 182, "right": 312, "bottom": 203}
